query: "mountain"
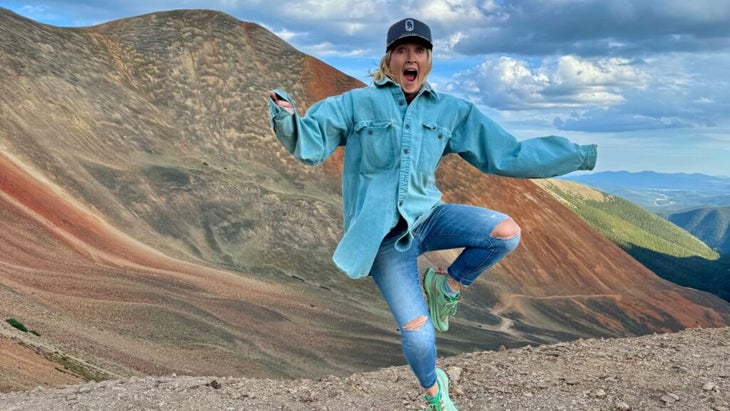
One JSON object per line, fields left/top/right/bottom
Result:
{"left": 534, "top": 179, "right": 730, "bottom": 301}
{"left": 561, "top": 171, "right": 730, "bottom": 213}
{"left": 2, "top": 7, "right": 730, "bottom": 392}
{"left": 663, "top": 207, "right": 730, "bottom": 254}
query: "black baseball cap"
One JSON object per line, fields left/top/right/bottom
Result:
{"left": 386, "top": 18, "right": 432, "bottom": 51}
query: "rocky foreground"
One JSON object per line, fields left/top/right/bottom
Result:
{"left": 1, "top": 327, "right": 728, "bottom": 411}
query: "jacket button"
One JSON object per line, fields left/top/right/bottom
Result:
{"left": 403, "top": 148, "right": 409, "bottom": 155}
{"left": 405, "top": 124, "right": 410, "bottom": 129}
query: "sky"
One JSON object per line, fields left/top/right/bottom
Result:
{"left": 3, "top": 0, "right": 729, "bottom": 176}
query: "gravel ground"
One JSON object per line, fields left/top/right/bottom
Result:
{"left": 1, "top": 327, "right": 728, "bottom": 411}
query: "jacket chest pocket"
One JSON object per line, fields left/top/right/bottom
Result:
{"left": 355, "top": 120, "right": 397, "bottom": 171}
{"left": 417, "top": 122, "right": 451, "bottom": 173}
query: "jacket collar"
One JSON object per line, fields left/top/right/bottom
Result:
{"left": 374, "top": 77, "right": 440, "bottom": 101}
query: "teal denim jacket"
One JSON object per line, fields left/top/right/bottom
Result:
{"left": 269, "top": 78, "right": 597, "bottom": 279}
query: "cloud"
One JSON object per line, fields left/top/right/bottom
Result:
{"left": 444, "top": 47, "right": 729, "bottom": 136}
{"left": 448, "top": 0, "right": 730, "bottom": 57}
{"left": 552, "top": 108, "right": 690, "bottom": 133}
{"left": 447, "top": 55, "right": 648, "bottom": 110}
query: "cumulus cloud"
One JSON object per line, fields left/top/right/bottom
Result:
{"left": 443, "top": 44, "right": 728, "bottom": 138}
{"left": 449, "top": 55, "right": 648, "bottom": 110}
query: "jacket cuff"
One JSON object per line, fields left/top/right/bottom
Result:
{"left": 269, "top": 88, "right": 294, "bottom": 111}
{"left": 268, "top": 89, "right": 295, "bottom": 131}
{"left": 579, "top": 144, "right": 598, "bottom": 170}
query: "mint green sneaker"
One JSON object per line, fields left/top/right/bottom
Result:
{"left": 424, "top": 368, "right": 458, "bottom": 410}
{"left": 423, "top": 268, "right": 460, "bottom": 332}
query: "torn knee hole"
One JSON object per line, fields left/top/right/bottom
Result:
{"left": 490, "top": 218, "right": 521, "bottom": 239}
{"left": 402, "top": 315, "right": 428, "bottom": 330}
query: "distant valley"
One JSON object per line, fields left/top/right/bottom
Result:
{"left": 561, "top": 171, "right": 730, "bottom": 255}
{"left": 562, "top": 170, "right": 730, "bottom": 213}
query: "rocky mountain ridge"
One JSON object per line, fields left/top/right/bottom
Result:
{"left": 1, "top": 326, "right": 728, "bottom": 410}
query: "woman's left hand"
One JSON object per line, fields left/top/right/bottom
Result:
{"left": 269, "top": 90, "right": 294, "bottom": 114}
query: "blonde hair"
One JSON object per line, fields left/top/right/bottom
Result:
{"left": 370, "top": 48, "right": 433, "bottom": 82}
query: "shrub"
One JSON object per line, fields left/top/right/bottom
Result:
{"left": 6, "top": 318, "right": 28, "bottom": 332}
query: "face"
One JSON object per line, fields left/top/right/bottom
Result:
{"left": 388, "top": 42, "right": 432, "bottom": 98}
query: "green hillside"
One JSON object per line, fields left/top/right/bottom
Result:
{"left": 534, "top": 179, "right": 730, "bottom": 301}
{"left": 662, "top": 206, "right": 730, "bottom": 254}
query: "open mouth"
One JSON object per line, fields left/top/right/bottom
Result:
{"left": 403, "top": 69, "right": 418, "bottom": 82}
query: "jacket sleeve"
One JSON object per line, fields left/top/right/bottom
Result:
{"left": 268, "top": 88, "right": 350, "bottom": 166}
{"left": 448, "top": 101, "right": 597, "bottom": 178}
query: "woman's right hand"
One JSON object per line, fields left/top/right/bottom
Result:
{"left": 269, "top": 90, "right": 294, "bottom": 114}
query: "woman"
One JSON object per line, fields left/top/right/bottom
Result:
{"left": 268, "top": 17, "right": 597, "bottom": 411}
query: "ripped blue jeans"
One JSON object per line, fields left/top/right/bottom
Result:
{"left": 369, "top": 203, "right": 521, "bottom": 389}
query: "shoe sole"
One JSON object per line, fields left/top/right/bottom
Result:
{"left": 424, "top": 268, "right": 449, "bottom": 332}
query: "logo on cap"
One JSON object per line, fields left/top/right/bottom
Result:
{"left": 386, "top": 17, "right": 432, "bottom": 51}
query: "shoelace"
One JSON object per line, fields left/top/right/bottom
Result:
{"left": 441, "top": 294, "right": 460, "bottom": 316}
{"left": 426, "top": 393, "right": 444, "bottom": 410}
{"left": 427, "top": 401, "right": 444, "bottom": 410}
